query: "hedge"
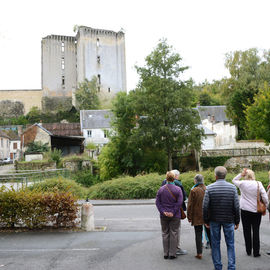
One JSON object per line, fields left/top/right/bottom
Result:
{"left": 87, "top": 170, "right": 270, "bottom": 199}
{"left": 0, "top": 187, "right": 78, "bottom": 228}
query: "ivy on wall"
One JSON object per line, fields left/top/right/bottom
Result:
{"left": 200, "top": 156, "right": 231, "bottom": 169}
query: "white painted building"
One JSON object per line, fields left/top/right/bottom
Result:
{"left": 197, "top": 106, "right": 237, "bottom": 149}
{"left": 80, "top": 110, "right": 113, "bottom": 146}
{"left": 0, "top": 130, "right": 10, "bottom": 160}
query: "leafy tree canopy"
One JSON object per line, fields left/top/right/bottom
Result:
{"left": 75, "top": 77, "right": 100, "bottom": 110}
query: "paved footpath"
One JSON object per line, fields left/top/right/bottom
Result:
{"left": 0, "top": 200, "right": 269, "bottom": 270}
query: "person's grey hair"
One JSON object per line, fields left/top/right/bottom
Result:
{"left": 171, "top": 169, "right": 180, "bottom": 177}
{"left": 215, "top": 166, "right": 227, "bottom": 179}
{"left": 194, "top": 174, "right": 204, "bottom": 184}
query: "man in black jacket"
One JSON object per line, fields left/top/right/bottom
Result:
{"left": 203, "top": 166, "right": 240, "bottom": 270}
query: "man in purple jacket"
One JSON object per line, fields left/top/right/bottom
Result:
{"left": 156, "top": 171, "right": 183, "bottom": 259}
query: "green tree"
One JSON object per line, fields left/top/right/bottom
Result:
{"left": 75, "top": 77, "right": 100, "bottom": 110}
{"left": 245, "top": 83, "right": 270, "bottom": 142}
{"left": 133, "top": 39, "right": 203, "bottom": 170}
{"left": 222, "top": 48, "right": 270, "bottom": 139}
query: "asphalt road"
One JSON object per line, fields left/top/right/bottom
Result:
{"left": 0, "top": 203, "right": 269, "bottom": 270}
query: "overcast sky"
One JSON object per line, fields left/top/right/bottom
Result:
{"left": 1, "top": 0, "right": 270, "bottom": 91}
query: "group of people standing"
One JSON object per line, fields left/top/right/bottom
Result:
{"left": 155, "top": 166, "right": 269, "bottom": 270}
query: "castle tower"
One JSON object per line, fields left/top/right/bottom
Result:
{"left": 76, "top": 26, "right": 127, "bottom": 105}
{"left": 42, "top": 35, "right": 77, "bottom": 97}
{"left": 41, "top": 26, "right": 127, "bottom": 105}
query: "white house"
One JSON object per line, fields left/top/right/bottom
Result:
{"left": 0, "top": 130, "right": 10, "bottom": 160}
{"left": 8, "top": 132, "right": 21, "bottom": 161}
{"left": 197, "top": 105, "right": 237, "bottom": 149}
{"left": 80, "top": 110, "right": 113, "bottom": 147}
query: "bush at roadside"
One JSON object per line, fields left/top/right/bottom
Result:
{"left": 0, "top": 186, "right": 78, "bottom": 228}
{"left": 29, "top": 177, "right": 87, "bottom": 198}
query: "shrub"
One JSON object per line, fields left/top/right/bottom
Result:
{"left": 29, "top": 177, "right": 87, "bottom": 198}
{"left": 44, "top": 149, "right": 62, "bottom": 168}
{"left": 73, "top": 170, "right": 100, "bottom": 187}
{"left": 0, "top": 186, "right": 78, "bottom": 228}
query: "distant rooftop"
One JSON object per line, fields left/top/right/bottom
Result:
{"left": 80, "top": 110, "right": 113, "bottom": 129}
{"left": 196, "top": 106, "right": 231, "bottom": 123}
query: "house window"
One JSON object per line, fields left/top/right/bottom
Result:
{"left": 61, "top": 58, "right": 65, "bottom": 70}
{"left": 96, "top": 38, "right": 100, "bottom": 47}
{"left": 97, "top": 56, "right": 100, "bottom": 64}
{"left": 87, "top": 130, "right": 92, "bottom": 137}
{"left": 104, "top": 130, "right": 109, "bottom": 138}
{"left": 13, "top": 142, "right": 17, "bottom": 150}
{"left": 61, "top": 42, "right": 65, "bottom": 52}
{"left": 62, "top": 76, "right": 65, "bottom": 87}
{"left": 97, "top": 74, "right": 101, "bottom": 84}
{"left": 108, "top": 87, "right": 110, "bottom": 93}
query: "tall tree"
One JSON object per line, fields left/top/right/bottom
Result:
{"left": 245, "top": 83, "right": 270, "bottom": 142}
{"left": 222, "top": 48, "right": 270, "bottom": 139}
{"left": 133, "top": 40, "right": 203, "bottom": 170}
{"left": 75, "top": 77, "right": 100, "bottom": 110}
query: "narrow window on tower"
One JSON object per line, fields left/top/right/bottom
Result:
{"left": 96, "top": 38, "right": 100, "bottom": 47}
{"left": 97, "top": 56, "right": 100, "bottom": 64}
{"left": 61, "top": 57, "right": 65, "bottom": 70}
{"left": 97, "top": 74, "right": 101, "bottom": 84}
{"left": 62, "top": 76, "right": 65, "bottom": 88}
{"left": 61, "top": 42, "right": 65, "bottom": 52}
{"left": 108, "top": 87, "right": 111, "bottom": 93}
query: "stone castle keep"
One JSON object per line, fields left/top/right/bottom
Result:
{"left": 0, "top": 26, "right": 127, "bottom": 113}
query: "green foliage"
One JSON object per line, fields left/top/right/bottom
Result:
{"left": 133, "top": 39, "right": 203, "bottom": 169}
{"left": 44, "top": 149, "right": 62, "bottom": 167}
{"left": 200, "top": 156, "right": 231, "bottom": 169}
{"left": 85, "top": 142, "right": 96, "bottom": 150}
{"left": 75, "top": 77, "right": 100, "bottom": 110}
{"left": 0, "top": 186, "right": 78, "bottom": 228}
{"left": 29, "top": 177, "right": 86, "bottom": 198}
{"left": 42, "top": 97, "right": 72, "bottom": 113}
{"left": 73, "top": 169, "right": 100, "bottom": 187}
{"left": 25, "top": 141, "right": 49, "bottom": 153}
{"left": 25, "top": 106, "right": 79, "bottom": 124}
{"left": 245, "top": 83, "right": 270, "bottom": 142}
{"left": 222, "top": 48, "right": 270, "bottom": 139}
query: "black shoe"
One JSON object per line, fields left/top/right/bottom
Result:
{"left": 254, "top": 254, "right": 261, "bottom": 257}
{"left": 169, "top": 256, "right": 177, "bottom": 259}
{"left": 247, "top": 251, "right": 251, "bottom": 256}
{"left": 164, "top": 255, "right": 169, "bottom": 259}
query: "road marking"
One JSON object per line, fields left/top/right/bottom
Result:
{"left": 0, "top": 248, "right": 99, "bottom": 252}
{"left": 95, "top": 218, "right": 159, "bottom": 221}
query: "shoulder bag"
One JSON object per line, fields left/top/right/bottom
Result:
{"left": 257, "top": 181, "right": 266, "bottom": 216}
{"left": 165, "top": 185, "right": 186, "bottom": 220}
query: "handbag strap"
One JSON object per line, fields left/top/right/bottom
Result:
{"left": 165, "top": 185, "right": 176, "bottom": 201}
{"left": 257, "top": 181, "right": 260, "bottom": 203}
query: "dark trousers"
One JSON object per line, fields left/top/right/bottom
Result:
{"left": 194, "top": 225, "right": 211, "bottom": 254}
{"left": 160, "top": 217, "right": 180, "bottom": 256}
{"left": 241, "top": 209, "right": 262, "bottom": 256}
